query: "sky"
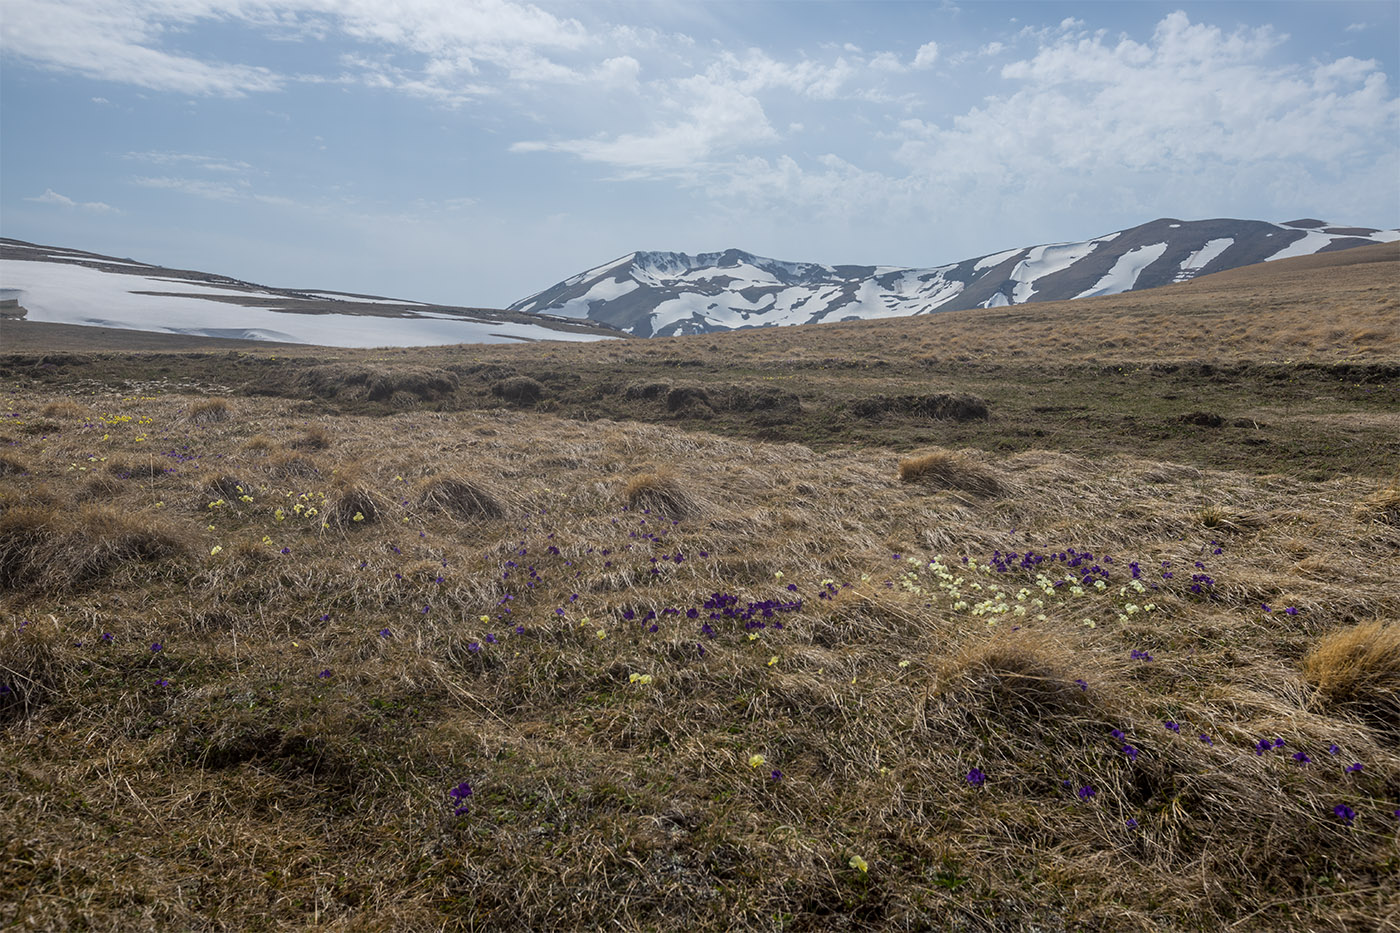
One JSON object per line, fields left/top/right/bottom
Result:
{"left": 2, "top": 1, "right": 1397, "bottom": 309}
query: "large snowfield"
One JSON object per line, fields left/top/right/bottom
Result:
{"left": 0, "top": 259, "right": 615, "bottom": 347}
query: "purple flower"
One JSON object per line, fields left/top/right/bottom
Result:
{"left": 1284, "top": 607, "right": 1298, "bottom": 616}
{"left": 485, "top": 633, "right": 498, "bottom": 644}
{"left": 318, "top": 669, "right": 331, "bottom": 679}
{"left": 449, "top": 780, "right": 472, "bottom": 815}
{"left": 1075, "top": 679, "right": 1088, "bottom": 691}
{"left": 1261, "top": 604, "right": 1271, "bottom": 613}
{"left": 154, "top": 678, "right": 170, "bottom": 687}
{"left": 281, "top": 547, "right": 291, "bottom": 555}
{"left": 1122, "top": 745, "right": 1139, "bottom": 761}
{"left": 1255, "top": 739, "right": 1273, "bottom": 756}
{"left": 1329, "top": 743, "right": 1341, "bottom": 755}
{"left": 379, "top": 628, "right": 392, "bottom": 638}
{"left": 966, "top": 768, "right": 987, "bottom": 787}
{"left": 1333, "top": 803, "right": 1356, "bottom": 826}
{"left": 1344, "top": 762, "right": 1363, "bottom": 774}
{"left": 151, "top": 642, "right": 163, "bottom": 653}
{"left": 100, "top": 632, "right": 114, "bottom": 643}
{"left": 320, "top": 614, "right": 330, "bottom": 622}
{"left": 1199, "top": 734, "right": 1213, "bottom": 745}
{"left": 1111, "top": 728, "right": 1126, "bottom": 741}
{"left": 1124, "top": 818, "right": 1138, "bottom": 829}
{"left": 515, "top": 625, "right": 525, "bottom": 635}
{"left": 1292, "top": 751, "right": 1311, "bottom": 766}
{"left": 1078, "top": 785, "right": 1097, "bottom": 800}
{"left": 1164, "top": 721, "right": 1180, "bottom": 733}
{"left": 770, "top": 769, "right": 783, "bottom": 782}
{"left": 468, "top": 642, "right": 481, "bottom": 653}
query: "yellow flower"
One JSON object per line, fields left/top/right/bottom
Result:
{"left": 480, "top": 615, "right": 490, "bottom": 623}
{"left": 748, "top": 632, "right": 760, "bottom": 641}
{"left": 210, "top": 545, "right": 223, "bottom": 556}
{"left": 596, "top": 629, "right": 607, "bottom": 639}
{"left": 849, "top": 855, "right": 868, "bottom": 873}
{"left": 898, "top": 659, "right": 911, "bottom": 668}
{"left": 767, "top": 655, "right": 779, "bottom": 667}
{"left": 352, "top": 512, "right": 364, "bottom": 522}
{"left": 748, "top": 754, "right": 765, "bottom": 768}
{"left": 774, "top": 571, "right": 784, "bottom": 580}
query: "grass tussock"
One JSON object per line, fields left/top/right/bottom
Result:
{"left": 416, "top": 476, "right": 506, "bottom": 521}
{"left": 268, "top": 450, "right": 321, "bottom": 477}
{"left": 1304, "top": 621, "right": 1400, "bottom": 737}
{"left": 623, "top": 470, "right": 701, "bottom": 520}
{"left": 39, "top": 399, "right": 87, "bottom": 419}
{"left": 0, "top": 452, "right": 29, "bottom": 476}
{"left": 1354, "top": 480, "right": 1400, "bottom": 525}
{"left": 897, "top": 448, "right": 1006, "bottom": 497}
{"left": 328, "top": 480, "right": 385, "bottom": 527}
{"left": 188, "top": 396, "right": 231, "bottom": 424}
{"left": 0, "top": 503, "right": 188, "bottom": 590}
{"left": 931, "top": 630, "right": 1095, "bottom": 724}
{"left": 289, "top": 423, "right": 332, "bottom": 450}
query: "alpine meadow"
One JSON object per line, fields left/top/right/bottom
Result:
{"left": 2, "top": 241, "right": 1398, "bottom": 932}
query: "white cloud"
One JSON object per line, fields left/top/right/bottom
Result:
{"left": 513, "top": 73, "right": 777, "bottom": 174}
{"left": 653, "top": 10, "right": 1397, "bottom": 249}
{"left": 131, "top": 176, "right": 242, "bottom": 201}
{"left": 126, "top": 151, "right": 254, "bottom": 173}
{"left": 25, "top": 188, "right": 118, "bottom": 212}
{"left": 1345, "top": 22, "right": 1369, "bottom": 32}
{"left": 1, "top": 0, "right": 283, "bottom": 96}
{"left": 0, "top": 0, "right": 589, "bottom": 99}
{"left": 913, "top": 41, "right": 939, "bottom": 69}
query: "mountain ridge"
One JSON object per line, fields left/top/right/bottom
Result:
{"left": 509, "top": 217, "right": 1399, "bottom": 336}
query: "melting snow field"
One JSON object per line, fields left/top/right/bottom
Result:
{"left": 0, "top": 260, "right": 614, "bottom": 347}
{"left": 1075, "top": 243, "right": 1170, "bottom": 299}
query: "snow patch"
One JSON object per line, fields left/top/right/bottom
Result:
{"left": 1, "top": 259, "right": 614, "bottom": 347}
{"left": 1075, "top": 243, "right": 1169, "bottom": 298}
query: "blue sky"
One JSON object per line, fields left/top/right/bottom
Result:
{"left": 2, "top": 1, "right": 1397, "bottom": 308}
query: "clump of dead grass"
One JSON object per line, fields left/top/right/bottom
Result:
{"left": 268, "top": 450, "right": 321, "bottom": 478}
{"left": 0, "top": 452, "right": 30, "bottom": 476}
{"left": 931, "top": 631, "right": 1092, "bottom": 721}
{"left": 289, "top": 424, "right": 332, "bottom": 450}
{"left": 40, "top": 399, "right": 87, "bottom": 419}
{"left": 1353, "top": 480, "right": 1400, "bottom": 525}
{"left": 1303, "top": 620, "right": 1400, "bottom": 738}
{"left": 0, "top": 503, "right": 188, "bottom": 590}
{"left": 189, "top": 397, "right": 231, "bottom": 424}
{"left": 623, "top": 470, "right": 701, "bottom": 520}
{"left": 416, "top": 476, "right": 506, "bottom": 521}
{"left": 897, "top": 448, "right": 1006, "bottom": 497}
{"left": 327, "top": 480, "right": 385, "bottom": 527}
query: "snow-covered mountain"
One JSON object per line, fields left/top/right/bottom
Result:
{"left": 0, "top": 239, "right": 620, "bottom": 348}
{"left": 509, "top": 218, "right": 1399, "bottom": 337}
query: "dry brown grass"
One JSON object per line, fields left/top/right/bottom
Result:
{"left": 289, "top": 423, "right": 332, "bottom": 450}
{"left": 1304, "top": 621, "right": 1400, "bottom": 737}
{"left": 416, "top": 475, "right": 507, "bottom": 520}
{"left": 897, "top": 448, "right": 1006, "bottom": 497}
{"left": 1354, "top": 480, "right": 1400, "bottom": 526}
{"left": 0, "top": 502, "right": 188, "bottom": 591}
{"left": 188, "top": 396, "right": 230, "bottom": 424}
{"left": 623, "top": 469, "right": 702, "bottom": 520}
{"left": 0, "top": 451, "right": 29, "bottom": 476}
{"left": 40, "top": 399, "right": 87, "bottom": 419}
{"left": 0, "top": 367, "right": 1397, "bottom": 931}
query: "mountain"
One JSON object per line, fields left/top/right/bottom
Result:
{"left": 508, "top": 218, "right": 1399, "bottom": 337}
{"left": 0, "top": 239, "right": 621, "bottom": 348}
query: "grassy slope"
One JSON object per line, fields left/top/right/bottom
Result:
{"left": 1, "top": 246, "right": 1398, "bottom": 932}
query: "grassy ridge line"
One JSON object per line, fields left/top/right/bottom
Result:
{"left": 2, "top": 392, "right": 1398, "bottom": 931}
